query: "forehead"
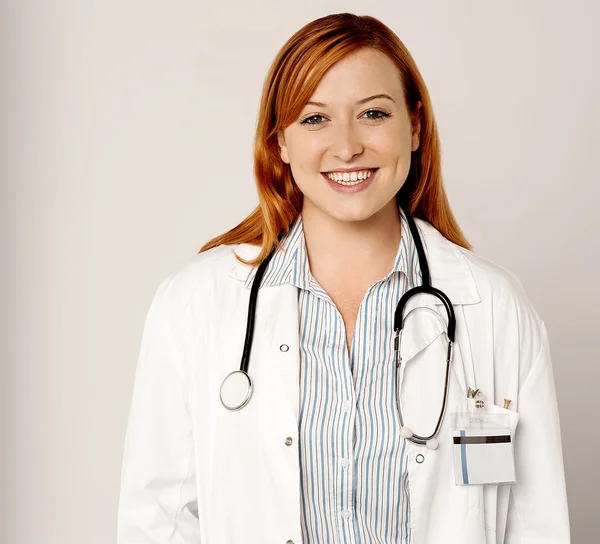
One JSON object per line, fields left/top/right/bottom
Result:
{"left": 308, "top": 49, "right": 403, "bottom": 100}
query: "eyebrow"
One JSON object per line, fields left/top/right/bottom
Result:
{"left": 304, "top": 93, "right": 396, "bottom": 108}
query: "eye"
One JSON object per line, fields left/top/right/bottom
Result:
{"left": 364, "top": 109, "right": 390, "bottom": 121}
{"left": 300, "top": 114, "right": 327, "bottom": 126}
{"left": 299, "top": 109, "right": 391, "bottom": 126}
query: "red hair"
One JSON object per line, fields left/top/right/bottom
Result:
{"left": 199, "top": 12, "right": 472, "bottom": 265}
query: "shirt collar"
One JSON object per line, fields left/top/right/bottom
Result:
{"left": 243, "top": 203, "right": 422, "bottom": 290}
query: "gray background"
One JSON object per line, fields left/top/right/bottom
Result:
{"left": 2, "top": 1, "right": 598, "bottom": 542}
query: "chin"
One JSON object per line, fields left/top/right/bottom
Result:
{"left": 322, "top": 201, "right": 381, "bottom": 224}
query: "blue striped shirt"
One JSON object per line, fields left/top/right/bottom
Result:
{"left": 245, "top": 203, "right": 422, "bottom": 543}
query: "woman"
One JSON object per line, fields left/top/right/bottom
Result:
{"left": 117, "top": 13, "right": 570, "bottom": 544}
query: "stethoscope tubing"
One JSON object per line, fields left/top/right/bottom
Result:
{"left": 393, "top": 210, "right": 456, "bottom": 446}
{"left": 239, "top": 248, "right": 277, "bottom": 375}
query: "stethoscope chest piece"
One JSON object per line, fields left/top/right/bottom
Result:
{"left": 220, "top": 370, "right": 253, "bottom": 411}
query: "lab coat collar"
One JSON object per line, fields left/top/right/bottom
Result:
{"left": 228, "top": 217, "right": 481, "bottom": 306}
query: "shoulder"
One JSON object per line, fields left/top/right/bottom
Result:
{"left": 457, "top": 244, "right": 531, "bottom": 306}
{"left": 149, "top": 243, "right": 245, "bottom": 316}
{"left": 437, "top": 229, "right": 546, "bottom": 374}
{"left": 458, "top": 243, "right": 539, "bottom": 317}
{"left": 417, "top": 218, "right": 545, "bottom": 354}
{"left": 420, "top": 218, "right": 538, "bottom": 315}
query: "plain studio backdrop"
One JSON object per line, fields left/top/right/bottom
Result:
{"left": 2, "top": 1, "right": 599, "bottom": 542}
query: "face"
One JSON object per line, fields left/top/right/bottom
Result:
{"left": 277, "top": 47, "right": 422, "bottom": 225}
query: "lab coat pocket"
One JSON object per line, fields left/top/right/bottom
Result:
{"left": 466, "top": 403, "right": 520, "bottom": 532}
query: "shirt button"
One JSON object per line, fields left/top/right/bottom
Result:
{"left": 341, "top": 400, "right": 351, "bottom": 411}
{"left": 340, "top": 509, "right": 351, "bottom": 519}
{"left": 285, "top": 437, "right": 293, "bottom": 446}
{"left": 340, "top": 458, "right": 349, "bottom": 468}
{"left": 286, "top": 541, "right": 294, "bottom": 544}
{"left": 280, "top": 344, "right": 289, "bottom": 352}
{"left": 416, "top": 453, "right": 425, "bottom": 464}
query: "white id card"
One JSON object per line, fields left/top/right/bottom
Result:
{"left": 450, "top": 403, "right": 519, "bottom": 486}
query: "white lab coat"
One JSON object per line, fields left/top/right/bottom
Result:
{"left": 117, "top": 218, "right": 570, "bottom": 544}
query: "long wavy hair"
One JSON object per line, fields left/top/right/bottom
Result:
{"left": 199, "top": 12, "right": 472, "bottom": 265}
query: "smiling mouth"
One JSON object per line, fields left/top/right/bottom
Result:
{"left": 322, "top": 168, "right": 378, "bottom": 185}
{"left": 320, "top": 168, "right": 379, "bottom": 192}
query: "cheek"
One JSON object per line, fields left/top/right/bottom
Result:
{"left": 370, "top": 124, "right": 412, "bottom": 153}
{"left": 286, "top": 136, "right": 323, "bottom": 167}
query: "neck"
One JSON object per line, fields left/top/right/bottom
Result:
{"left": 301, "top": 199, "right": 401, "bottom": 280}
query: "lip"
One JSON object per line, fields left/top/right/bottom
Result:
{"left": 321, "top": 168, "right": 378, "bottom": 194}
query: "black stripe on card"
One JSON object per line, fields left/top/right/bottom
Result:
{"left": 453, "top": 435, "right": 511, "bottom": 444}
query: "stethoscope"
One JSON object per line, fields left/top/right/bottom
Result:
{"left": 220, "top": 207, "right": 456, "bottom": 450}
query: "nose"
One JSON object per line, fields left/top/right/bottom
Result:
{"left": 331, "top": 121, "right": 364, "bottom": 162}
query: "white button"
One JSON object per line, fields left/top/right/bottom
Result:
{"left": 341, "top": 400, "right": 351, "bottom": 411}
{"left": 340, "top": 458, "right": 349, "bottom": 468}
{"left": 340, "top": 509, "right": 351, "bottom": 519}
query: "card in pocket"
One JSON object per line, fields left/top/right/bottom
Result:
{"left": 450, "top": 407, "right": 519, "bottom": 485}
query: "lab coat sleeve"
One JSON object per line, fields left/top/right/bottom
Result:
{"left": 117, "top": 280, "right": 201, "bottom": 543}
{"left": 505, "top": 321, "right": 570, "bottom": 543}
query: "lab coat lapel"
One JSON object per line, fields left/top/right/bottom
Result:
{"left": 253, "top": 283, "right": 302, "bottom": 427}
{"left": 391, "top": 218, "right": 481, "bottom": 367}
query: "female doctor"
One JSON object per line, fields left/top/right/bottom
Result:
{"left": 117, "top": 12, "right": 570, "bottom": 544}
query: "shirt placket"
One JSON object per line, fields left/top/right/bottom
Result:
{"left": 307, "top": 279, "right": 357, "bottom": 544}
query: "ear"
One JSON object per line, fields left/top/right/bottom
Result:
{"left": 411, "top": 101, "right": 423, "bottom": 152}
{"left": 277, "top": 130, "right": 290, "bottom": 164}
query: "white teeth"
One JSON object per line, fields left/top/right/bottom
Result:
{"left": 325, "top": 170, "right": 374, "bottom": 185}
